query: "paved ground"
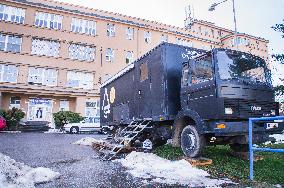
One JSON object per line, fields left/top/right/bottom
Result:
{"left": 0, "top": 132, "right": 149, "bottom": 188}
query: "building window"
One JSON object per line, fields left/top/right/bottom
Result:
{"left": 28, "top": 67, "right": 57, "bottom": 86}
{"left": 69, "top": 43, "right": 95, "bottom": 62}
{"left": 161, "top": 34, "right": 168, "bottom": 43}
{"left": 35, "top": 12, "right": 62, "bottom": 30}
{"left": 0, "top": 64, "right": 18, "bottom": 83}
{"left": 231, "top": 37, "right": 250, "bottom": 46}
{"left": 125, "top": 51, "right": 134, "bottom": 64}
{"left": 31, "top": 38, "right": 60, "bottom": 57}
{"left": 218, "top": 30, "right": 222, "bottom": 37}
{"left": 211, "top": 29, "right": 214, "bottom": 37}
{"left": 126, "top": 27, "right": 134, "bottom": 40}
{"left": 107, "top": 23, "right": 115, "bottom": 37}
{"left": 106, "top": 48, "right": 114, "bottom": 62}
{"left": 59, "top": 100, "right": 69, "bottom": 111}
{"left": 85, "top": 99, "right": 100, "bottom": 123}
{"left": 66, "top": 71, "right": 93, "bottom": 89}
{"left": 71, "top": 18, "right": 96, "bottom": 36}
{"left": 144, "top": 31, "right": 151, "bottom": 43}
{"left": 204, "top": 29, "right": 209, "bottom": 36}
{"left": 9, "top": 96, "right": 21, "bottom": 109}
{"left": 0, "top": 33, "right": 22, "bottom": 53}
{"left": 0, "top": 4, "right": 25, "bottom": 24}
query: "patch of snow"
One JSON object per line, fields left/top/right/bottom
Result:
{"left": 0, "top": 153, "right": 60, "bottom": 188}
{"left": 0, "top": 131, "right": 21, "bottom": 133}
{"left": 115, "top": 151, "right": 232, "bottom": 186}
{"left": 44, "top": 129, "right": 64, "bottom": 134}
{"left": 73, "top": 137, "right": 105, "bottom": 146}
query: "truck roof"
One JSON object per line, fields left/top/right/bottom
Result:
{"left": 100, "top": 42, "right": 209, "bottom": 88}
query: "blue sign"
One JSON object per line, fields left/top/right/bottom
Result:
{"left": 30, "top": 98, "right": 51, "bottom": 105}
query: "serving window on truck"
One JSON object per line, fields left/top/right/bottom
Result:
{"left": 140, "top": 61, "right": 148, "bottom": 82}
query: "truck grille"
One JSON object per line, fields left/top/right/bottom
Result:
{"left": 224, "top": 99, "right": 279, "bottom": 118}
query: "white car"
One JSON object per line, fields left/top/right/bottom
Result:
{"left": 64, "top": 118, "right": 101, "bottom": 134}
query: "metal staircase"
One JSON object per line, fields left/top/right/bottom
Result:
{"left": 102, "top": 120, "right": 152, "bottom": 160}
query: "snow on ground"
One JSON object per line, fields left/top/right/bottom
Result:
{"left": 115, "top": 151, "right": 232, "bottom": 187}
{"left": 73, "top": 137, "right": 105, "bottom": 146}
{"left": 0, "top": 153, "right": 60, "bottom": 188}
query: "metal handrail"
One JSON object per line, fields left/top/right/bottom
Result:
{"left": 249, "top": 116, "right": 284, "bottom": 180}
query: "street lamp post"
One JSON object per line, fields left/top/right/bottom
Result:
{"left": 209, "top": 0, "right": 238, "bottom": 50}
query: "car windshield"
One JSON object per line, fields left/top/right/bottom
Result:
{"left": 85, "top": 117, "right": 100, "bottom": 123}
{"left": 216, "top": 50, "right": 271, "bottom": 84}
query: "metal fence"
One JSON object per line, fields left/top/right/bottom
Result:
{"left": 249, "top": 116, "right": 284, "bottom": 180}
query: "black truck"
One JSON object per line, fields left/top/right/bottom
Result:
{"left": 100, "top": 42, "right": 284, "bottom": 157}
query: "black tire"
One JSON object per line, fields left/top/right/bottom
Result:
{"left": 70, "top": 126, "right": 79, "bottom": 134}
{"left": 229, "top": 144, "right": 249, "bottom": 152}
{"left": 181, "top": 125, "right": 205, "bottom": 158}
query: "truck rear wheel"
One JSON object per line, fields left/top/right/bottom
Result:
{"left": 181, "top": 125, "right": 205, "bottom": 158}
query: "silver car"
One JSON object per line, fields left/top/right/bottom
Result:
{"left": 64, "top": 118, "right": 101, "bottom": 134}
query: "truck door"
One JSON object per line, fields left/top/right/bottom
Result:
{"left": 136, "top": 58, "right": 152, "bottom": 119}
{"left": 181, "top": 54, "right": 217, "bottom": 118}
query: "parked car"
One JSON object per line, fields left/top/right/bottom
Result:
{"left": 64, "top": 117, "right": 102, "bottom": 134}
{"left": 0, "top": 116, "right": 7, "bottom": 131}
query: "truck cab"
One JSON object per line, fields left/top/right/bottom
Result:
{"left": 176, "top": 48, "right": 284, "bottom": 157}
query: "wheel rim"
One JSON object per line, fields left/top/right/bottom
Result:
{"left": 71, "top": 128, "right": 77, "bottom": 133}
{"left": 184, "top": 132, "right": 196, "bottom": 151}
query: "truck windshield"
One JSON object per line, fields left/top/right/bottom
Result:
{"left": 216, "top": 50, "right": 270, "bottom": 84}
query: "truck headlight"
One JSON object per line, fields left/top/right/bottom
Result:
{"left": 225, "top": 108, "right": 233, "bottom": 115}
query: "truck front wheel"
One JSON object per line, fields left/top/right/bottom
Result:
{"left": 181, "top": 125, "right": 205, "bottom": 158}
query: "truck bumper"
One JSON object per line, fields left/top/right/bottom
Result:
{"left": 207, "top": 120, "right": 284, "bottom": 137}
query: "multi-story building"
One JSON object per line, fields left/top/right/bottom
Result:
{"left": 0, "top": 0, "right": 269, "bottom": 125}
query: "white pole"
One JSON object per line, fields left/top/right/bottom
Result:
{"left": 232, "top": 0, "right": 238, "bottom": 50}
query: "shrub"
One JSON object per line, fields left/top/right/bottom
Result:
{"left": 0, "top": 108, "right": 25, "bottom": 130}
{"left": 53, "top": 111, "right": 84, "bottom": 129}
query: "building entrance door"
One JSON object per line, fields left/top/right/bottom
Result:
{"left": 27, "top": 98, "right": 53, "bottom": 122}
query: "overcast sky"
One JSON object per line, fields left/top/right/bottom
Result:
{"left": 56, "top": 0, "right": 284, "bottom": 85}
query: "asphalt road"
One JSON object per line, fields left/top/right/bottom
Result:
{"left": 0, "top": 132, "right": 147, "bottom": 188}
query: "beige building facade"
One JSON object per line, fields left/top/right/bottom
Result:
{"left": 0, "top": 0, "right": 269, "bottom": 125}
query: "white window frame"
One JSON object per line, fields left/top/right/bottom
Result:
{"left": 9, "top": 96, "right": 21, "bottom": 109}
{"left": 0, "top": 64, "right": 18, "bottom": 83}
{"left": 68, "top": 43, "right": 96, "bottom": 62}
{"left": 0, "top": 4, "right": 25, "bottom": 24}
{"left": 107, "top": 23, "right": 115, "bottom": 37}
{"left": 34, "top": 12, "right": 62, "bottom": 30}
{"left": 28, "top": 67, "right": 57, "bottom": 86}
{"left": 71, "top": 18, "right": 96, "bottom": 36}
{"left": 144, "top": 31, "right": 151, "bottom": 43}
{"left": 66, "top": 71, "right": 94, "bottom": 89}
{"left": 126, "top": 27, "right": 134, "bottom": 40}
{"left": 0, "top": 33, "right": 22, "bottom": 53}
{"left": 31, "top": 38, "right": 60, "bottom": 57}
{"left": 106, "top": 48, "right": 114, "bottom": 62}
{"left": 125, "top": 51, "right": 134, "bottom": 64}
{"left": 59, "top": 99, "right": 69, "bottom": 111}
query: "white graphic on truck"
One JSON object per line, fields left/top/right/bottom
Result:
{"left": 102, "top": 88, "right": 110, "bottom": 118}
{"left": 181, "top": 49, "right": 204, "bottom": 61}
